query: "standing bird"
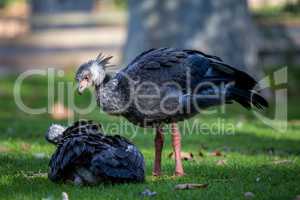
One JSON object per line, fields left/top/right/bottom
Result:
{"left": 46, "top": 120, "right": 145, "bottom": 185}
{"left": 75, "top": 48, "right": 268, "bottom": 176}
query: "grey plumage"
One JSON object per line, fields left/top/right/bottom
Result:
{"left": 46, "top": 120, "right": 145, "bottom": 185}
{"left": 45, "top": 124, "right": 66, "bottom": 145}
{"left": 76, "top": 48, "right": 268, "bottom": 127}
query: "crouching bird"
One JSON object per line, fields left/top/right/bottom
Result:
{"left": 75, "top": 48, "right": 268, "bottom": 176}
{"left": 46, "top": 120, "right": 145, "bottom": 185}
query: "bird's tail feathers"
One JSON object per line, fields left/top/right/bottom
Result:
{"left": 228, "top": 87, "right": 268, "bottom": 110}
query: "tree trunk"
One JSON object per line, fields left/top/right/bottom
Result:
{"left": 123, "top": 0, "right": 262, "bottom": 77}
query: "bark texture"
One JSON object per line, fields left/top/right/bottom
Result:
{"left": 123, "top": 0, "right": 261, "bottom": 77}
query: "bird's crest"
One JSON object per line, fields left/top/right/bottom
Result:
{"left": 96, "top": 53, "right": 114, "bottom": 68}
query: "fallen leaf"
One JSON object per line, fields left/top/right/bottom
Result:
{"left": 21, "top": 143, "right": 31, "bottom": 151}
{"left": 0, "top": 145, "right": 11, "bottom": 153}
{"left": 140, "top": 188, "right": 157, "bottom": 197}
{"left": 51, "top": 102, "right": 74, "bottom": 120}
{"left": 244, "top": 192, "right": 255, "bottom": 199}
{"left": 33, "top": 153, "right": 47, "bottom": 159}
{"left": 175, "top": 183, "right": 208, "bottom": 190}
{"left": 21, "top": 170, "right": 47, "bottom": 179}
{"left": 168, "top": 152, "right": 194, "bottom": 161}
{"left": 210, "top": 150, "right": 223, "bottom": 157}
{"left": 216, "top": 159, "right": 227, "bottom": 166}
{"left": 272, "top": 159, "right": 293, "bottom": 165}
{"left": 62, "top": 192, "right": 69, "bottom": 200}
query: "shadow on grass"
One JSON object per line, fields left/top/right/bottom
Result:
{"left": 0, "top": 121, "right": 300, "bottom": 157}
{"left": 0, "top": 154, "right": 299, "bottom": 200}
{"left": 181, "top": 130, "right": 300, "bottom": 156}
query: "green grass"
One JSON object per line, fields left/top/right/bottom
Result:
{"left": 0, "top": 74, "right": 299, "bottom": 200}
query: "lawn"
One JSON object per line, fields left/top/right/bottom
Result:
{"left": 0, "top": 74, "right": 299, "bottom": 200}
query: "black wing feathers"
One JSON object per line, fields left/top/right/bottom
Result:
{"left": 48, "top": 120, "right": 145, "bottom": 184}
{"left": 129, "top": 48, "right": 268, "bottom": 110}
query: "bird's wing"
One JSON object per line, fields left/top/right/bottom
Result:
{"left": 123, "top": 48, "right": 229, "bottom": 93}
{"left": 185, "top": 50, "right": 268, "bottom": 109}
{"left": 145, "top": 48, "right": 262, "bottom": 92}
{"left": 121, "top": 48, "right": 267, "bottom": 111}
{"left": 62, "top": 120, "right": 102, "bottom": 137}
{"left": 126, "top": 48, "right": 257, "bottom": 89}
{"left": 90, "top": 136, "right": 145, "bottom": 182}
{"left": 182, "top": 49, "right": 223, "bottom": 61}
{"left": 183, "top": 49, "right": 259, "bottom": 90}
{"left": 127, "top": 48, "right": 157, "bottom": 66}
{"left": 48, "top": 134, "right": 106, "bottom": 182}
{"left": 137, "top": 48, "right": 187, "bottom": 70}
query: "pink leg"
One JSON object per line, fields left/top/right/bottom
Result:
{"left": 171, "top": 123, "right": 184, "bottom": 176}
{"left": 152, "top": 126, "right": 164, "bottom": 176}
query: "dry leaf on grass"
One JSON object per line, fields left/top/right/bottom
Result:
{"left": 0, "top": 145, "right": 11, "bottom": 153}
{"left": 140, "top": 188, "right": 157, "bottom": 197}
{"left": 210, "top": 150, "right": 223, "bottom": 157}
{"left": 21, "top": 170, "right": 47, "bottom": 179}
{"left": 51, "top": 102, "right": 74, "bottom": 120}
{"left": 175, "top": 183, "right": 208, "bottom": 190}
{"left": 168, "top": 152, "right": 194, "bottom": 161}
{"left": 21, "top": 143, "right": 31, "bottom": 151}
{"left": 244, "top": 192, "right": 255, "bottom": 199}
{"left": 33, "top": 152, "right": 47, "bottom": 159}
{"left": 272, "top": 159, "right": 293, "bottom": 165}
{"left": 216, "top": 159, "right": 227, "bottom": 166}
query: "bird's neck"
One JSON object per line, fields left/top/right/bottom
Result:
{"left": 94, "top": 73, "right": 111, "bottom": 90}
{"left": 94, "top": 74, "right": 125, "bottom": 115}
{"left": 102, "top": 73, "right": 112, "bottom": 86}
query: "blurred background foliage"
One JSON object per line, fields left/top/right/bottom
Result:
{"left": 0, "top": 0, "right": 299, "bottom": 103}
{"left": 253, "top": 0, "right": 300, "bottom": 18}
{"left": 0, "top": 0, "right": 21, "bottom": 8}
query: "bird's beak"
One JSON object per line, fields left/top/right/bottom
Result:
{"left": 77, "top": 80, "right": 88, "bottom": 95}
